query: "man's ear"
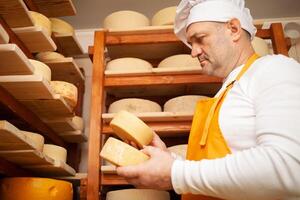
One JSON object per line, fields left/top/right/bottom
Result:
{"left": 226, "top": 18, "right": 242, "bottom": 42}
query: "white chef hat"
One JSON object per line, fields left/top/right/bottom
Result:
{"left": 174, "top": 0, "right": 257, "bottom": 48}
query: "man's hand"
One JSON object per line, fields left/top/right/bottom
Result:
{"left": 116, "top": 146, "right": 174, "bottom": 190}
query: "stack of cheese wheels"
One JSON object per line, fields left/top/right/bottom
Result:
{"left": 29, "top": 59, "right": 51, "bottom": 82}
{"left": 251, "top": 36, "right": 270, "bottom": 56}
{"left": 158, "top": 54, "right": 200, "bottom": 68}
{"left": 100, "top": 137, "right": 149, "bottom": 166}
{"left": 28, "top": 11, "right": 51, "bottom": 36}
{"left": 106, "top": 57, "right": 153, "bottom": 72}
{"left": 106, "top": 189, "right": 170, "bottom": 200}
{"left": 168, "top": 144, "right": 188, "bottom": 158}
{"left": 0, "top": 24, "right": 9, "bottom": 44}
{"left": 164, "top": 95, "right": 208, "bottom": 113}
{"left": 36, "top": 51, "right": 65, "bottom": 62}
{"left": 110, "top": 110, "right": 154, "bottom": 148}
{"left": 50, "top": 81, "right": 78, "bottom": 109}
{"left": 103, "top": 10, "right": 150, "bottom": 30}
{"left": 49, "top": 18, "right": 74, "bottom": 35}
{"left": 151, "top": 6, "right": 177, "bottom": 26}
{"left": 21, "top": 131, "right": 44, "bottom": 152}
{"left": 108, "top": 98, "right": 161, "bottom": 113}
{"left": 43, "top": 144, "right": 67, "bottom": 163}
{"left": 0, "top": 177, "right": 73, "bottom": 200}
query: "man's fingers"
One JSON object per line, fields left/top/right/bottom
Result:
{"left": 141, "top": 146, "right": 159, "bottom": 157}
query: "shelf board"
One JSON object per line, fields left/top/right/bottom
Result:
{"left": 58, "top": 130, "right": 87, "bottom": 143}
{"left": 29, "top": 0, "right": 76, "bottom": 17}
{"left": 0, "top": 0, "right": 34, "bottom": 28}
{"left": 0, "top": 25, "right": 9, "bottom": 44}
{"left": 44, "top": 116, "right": 83, "bottom": 132}
{"left": 13, "top": 26, "right": 57, "bottom": 53}
{"left": 101, "top": 174, "right": 128, "bottom": 186}
{"left": 0, "top": 44, "right": 34, "bottom": 75}
{"left": 25, "top": 160, "right": 76, "bottom": 176}
{"left": 54, "top": 33, "right": 84, "bottom": 56}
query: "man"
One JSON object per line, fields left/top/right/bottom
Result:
{"left": 117, "top": 0, "right": 300, "bottom": 199}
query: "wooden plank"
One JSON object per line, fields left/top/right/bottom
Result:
{"left": 101, "top": 174, "right": 128, "bottom": 186}
{"left": 0, "top": 24, "right": 9, "bottom": 44}
{"left": 13, "top": 26, "right": 57, "bottom": 53}
{"left": 0, "top": 120, "right": 38, "bottom": 151}
{"left": 55, "top": 172, "right": 87, "bottom": 186}
{"left": 44, "top": 116, "right": 83, "bottom": 132}
{"left": 59, "top": 130, "right": 87, "bottom": 143}
{"left": 25, "top": 160, "right": 76, "bottom": 176}
{"left": 0, "top": 75, "right": 55, "bottom": 100}
{"left": 0, "top": 157, "right": 32, "bottom": 176}
{"left": 0, "top": 0, "right": 34, "bottom": 28}
{"left": 0, "top": 44, "right": 34, "bottom": 75}
{"left": 44, "top": 57, "right": 84, "bottom": 84}
{"left": 21, "top": 96, "right": 74, "bottom": 120}
{"left": 54, "top": 34, "right": 84, "bottom": 56}
{"left": 29, "top": 0, "right": 76, "bottom": 17}
{"left": 270, "top": 23, "right": 289, "bottom": 56}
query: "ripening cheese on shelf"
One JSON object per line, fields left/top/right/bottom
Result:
{"left": 103, "top": 10, "right": 150, "bottom": 30}
{"left": 167, "top": 144, "right": 187, "bottom": 158}
{"left": 151, "top": 6, "right": 177, "bottom": 26}
{"left": 35, "top": 51, "right": 65, "bottom": 62}
{"left": 106, "top": 189, "right": 170, "bottom": 200}
{"left": 29, "top": 59, "right": 51, "bottom": 82}
{"left": 0, "top": 24, "right": 9, "bottom": 44}
{"left": 251, "top": 36, "right": 270, "bottom": 56}
{"left": 0, "top": 177, "right": 73, "bottom": 200}
{"left": 100, "top": 137, "right": 149, "bottom": 166}
{"left": 108, "top": 98, "right": 161, "bottom": 113}
{"left": 72, "top": 116, "right": 84, "bottom": 131}
{"left": 49, "top": 18, "right": 74, "bottom": 36}
{"left": 43, "top": 144, "right": 67, "bottom": 163}
{"left": 21, "top": 131, "right": 44, "bottom": 151}
{"left": 164, "top": 95, "right": 209, "bottom": 113}
{"left": 28, "top": 11, "right": 52, "bottom": 36}
{"left": 158, "top": 54, "right": 200, "bottom": 68}
{"left": 110, "top": 110, "right": 154, "bottom": 148}
{"left": 106, "top": 57, "right": 153, "bottom": 72}
{"left": 50, "top": 81, "right": 78, "bottom": 109}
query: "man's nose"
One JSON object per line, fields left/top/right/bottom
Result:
{"left": 191, "top": 44, "right": 203, "bottom": 58}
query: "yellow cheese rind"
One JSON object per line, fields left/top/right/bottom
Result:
{"left": 36, "top": 51, "right": 65, "bottom": 62}
{"left": 50, "top": 81, "right": 78, "bottom": 109}
{"left": 29, "top": 59, "right": 51, "bottom": 82}
{"left": 164, "top": 95, "right": 209, "bottom": 113}
{"left": 110, "top": 110, "right": 154, "bottom": 148}
{"left": 43, "top": 144, "right": 67, "bottom": 163}
{"left": 100, "top": 137, "right": 149, "bottom": 166}
{"left": 28, "top": 11, "right": 52, "bottom": 36}
{"left": 167, "top": 144, "right": 187, "bottom": 158}
{"left": 0, "top": 177, "right": 73, "bottom": 200}
{"left": 106, "top": 57, "right": 153, "bottom": 72}
{"left": 72, "top": 116, "right": 84, "bottom": 131}
{"left": 0, "top": 24, "right": 9, "bottom": 44}
{"left": 106, "top": 189, "right": 170, "bottom": 200}
{"left": 251, "top": 36, "right": 270, "bottom": 56}
{"left": 151, "top": 6, "right": 177, "bottom": 26}
{"left": 50, "top": 18, "right": 74, "bottom": 35}
{"left": 108, "top": 98, "right": 161, "bottom": 113}
{"left": 21, "top": 131, "right": 45, "bottom": 151}
{"left": 158, "top": 54, "right": 200, "bottom": 68}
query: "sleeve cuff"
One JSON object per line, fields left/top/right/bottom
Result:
{"left": 171, "top": 159, "right": 188, "bottom": 194}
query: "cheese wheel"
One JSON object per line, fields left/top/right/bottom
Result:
{"left": 29, "top": 59, "right": 51, "bottom": 82}
{"left": 0, "top": 177, "right": 73, "bottom": 200}
{"left": 167, "top": 144, "right": 187, "bottom": 158}
{"left": 43, "top": 144, "right": 67, "bottom": 163}
{"left": 35, "top": 51, "right": 65, "bottom": 62}
{"left": 50, "top": 81, "right": 78, "bottom": 109}
{"left": 100, "top": 137, "right": 149, "bottom": 166}
{"left": 0, "top": 24, "right": 9, "bottom": 44}
{"left": 21, "top": 131, "right": 44, "bottom": 151}
{"left": 106, "top": 57, "right": 153, "bottom": 72}
{"left": 50, "top": 18, "right": 74, "bottom": 35}
{"left": 103, "top": 10, "right": 150, "bottom": 30}
{"left": 28, "top": 11, "right": 51, "bottom": 36}
{"left": 106, "top": 189, "right": 170, "bottom": 200}
{"left": 151, "top": 6, "right": 177, "bottom": 26}
{"left": 108, "top": 98, "right": 161, "bottom": 113}
{"left": 251, "top": 37, "right": 270, "bottom": 56}
{"left": 158, "top": 54, "right": 200, "bottom": 68}
{"left": 72, "top": 116, "right": 84, "bottom": 131}
{"left": 164, "top": 95, "right": 208, "bottom": 113}
{"left": 110, "top": 110, "right": 154, "bottom": 147}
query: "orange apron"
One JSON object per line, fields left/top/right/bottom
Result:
{"left": 182, "top": 54, "right": 259, "bottom": 200}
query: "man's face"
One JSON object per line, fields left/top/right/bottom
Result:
{"left": 186, "top": 21, "right": 234, "bottom": 77}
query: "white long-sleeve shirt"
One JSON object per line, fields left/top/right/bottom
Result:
{"left": 171, "top": 55, "right": 300, "bottom": 200}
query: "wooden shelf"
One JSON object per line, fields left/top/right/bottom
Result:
{"left": 54, "top": 33, "right": 84, "bottom": 56}
{"left": 44, "top": 116, "right": 83, "bottom": 132}
{"left": 58, "top": 130, "right": 87, "bottom": 143}
{"left": 101, "top": 174, "right": 128, "bottom": 186}
{"left": 25, "top": 160, "right": 76, "bottom": 176}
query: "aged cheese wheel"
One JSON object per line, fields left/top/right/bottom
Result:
{"left": 251, "top": 36, "right": 270, "bottom": 56}
{"left": 29, "top": 59, "right": 51, "bottom": 82}
{"left": 168, "top": 144, "right": 187, "bottom": 158}
{"left": 106, "top": 57, "right": 153, "bottom": 72}
{"left": 108, "top": 98, "right": 161, "bottom": 113}
{"left": 72, "top": 116, "right": 84, "bottom": 131}
{"left": 100, "top": 137, "right": 149, "bottom": 166}
{"left": 43, "top": 144, "right": 67, "bottom": 163}
{"left": 0, "top": 24, "right": 9, "bottom": 44}
{"left": 21, "top": 131, "right": 44, "bottom": 151}
{"left": 158, "top": 54, "right": 200, "bottom": 68}
{"left": 103, "top": 10, "right": 150, "bottom": 30}
{"left": 164, "top": 95, "right": 208, "bottom": 113}
{"left": 110, "top": 110, "right": 154, "bottom": 148}
{"left": 106, "top": 189, "right": 170, "bottom": 200}
{"left": 50, "top": 81, "right": 78, "bottom": 109}
{"left": 0, "top": 177, "right": 73, "bottom": 200}
{"left": 151, "top": 6, "right": 177, "bottom": 26}
{"left": 28, "top": 11, "right": 51, "bottom": 36}
{"left": 50, "top": 18, "right": 74, "bottom": 35}
{"left": 35, "top": 51, "right": 65, "bottom": 62}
